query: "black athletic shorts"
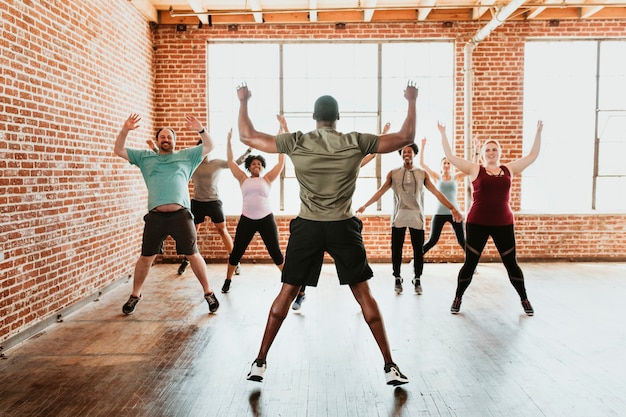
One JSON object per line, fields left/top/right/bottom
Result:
{"left": 190, "top": 199, "right": 225, "bottom": 225}
{"left": 281, "top": 216, "right": 373, "bottom": 287}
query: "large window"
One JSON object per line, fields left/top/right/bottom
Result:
{"left": 523, "top": 40, "right": 626, "bottom": 213}
{"left": 206, "top": 41, "right": 454, "bottom": 215}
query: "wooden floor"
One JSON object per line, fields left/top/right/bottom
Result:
{"left": 1, "top": 261, "right": 625, "bottom": 417}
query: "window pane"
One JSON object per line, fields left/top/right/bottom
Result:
{"left": 208, "top": 41, "right": 454, "bottom": 216}
{"left": 599, "top": 41, "right": 626, "bottom": 109}
{"left": 597, "top": 112, "right": 626, "bottom": 176}
{"left": 283, "top": 43, "right": 379, "bottom": 113}
{"left": 382, "top": 42, "right": 454, "bottom": 214}
{"left": 596, "top": 177, "right": 626, "bottom": 211}
{"left": 523, "top": 41, "right": 597, "bottom": 212}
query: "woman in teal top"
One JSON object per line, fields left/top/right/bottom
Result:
{"left": 419, "top": 137, "right": 467, "bottom": 254}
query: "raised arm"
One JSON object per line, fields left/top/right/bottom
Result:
{"left": 185, "top": 115, "right": 214, "bottom": 157}
{"left": 419, "top": 137, "right": 439, "bottom": 180}
{"left": 506, "top": 120, "right": 543, "bottom": 176}
{"left": 355, "top": 171, "right": 393, "bottom": 214}
{"left": 237, "top": 83, "right": 279, "bottom": 153}
{"left": 226, "top": 132, "right": 249, "bottom": 184}
{"left": 114, "top": 113, "right": 141, "bottom": 161}
{"left": 146, "top": 139, "right": 158, "bottom": 153}
{"left": 263, "top": 153, "right": 285, "bottom": 184}
{"left": 230, "top": 128, "right": 252, "bottom": 165}
{"left": 438, "top": 122, "right": 480, "bottom": 179}
{"left": 276, "top": 113, "right": 289, "bottom": 134}
{"left": 472, "top": 137, "right": 482, "bottom": 164}
{"left": 361, "top": 122, "right": 391, "bottom": 167}
{"left": 376, "top": 82, "right": 418, "bottom": 154}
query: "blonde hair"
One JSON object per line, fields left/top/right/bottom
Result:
{"left": 480, "top": 139, "right": 502, "bottom": 160}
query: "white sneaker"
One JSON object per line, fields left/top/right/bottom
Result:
{"left": 292, "top": 293, "right": 306, "bottom": 310}
{"left": 384, "top": 362, "right": 409, "bottom": 386}
{"left": 412, "top": 278, "right": 422, "bottom": 295}
{"left": 247, "top": 359, "right": 266, "bottom": 382}
{"left": 394, "top": 277, "right": 403, "bottom": 294}
{"left": 235, "top": 263, "right": 241, "bottom": 275}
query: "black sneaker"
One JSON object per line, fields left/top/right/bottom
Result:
{"left": 177, "top": 258, "right": 190, "bottom": 275}
{"left": 122, "top": 294, "right": 141, "bottom": 315}
{"left": 394, "top": 276, "right": 403, "bottom": 294}
{"left": 205, "top": 291, "right": 220, "bottom": 313}
{"left": 384, "top": 362, "right": 409, "bottom": 386}
{"left": 221, "top": 279, "right": 231, "bottom": 293}
{"left": 450, "top": 297, "right": 462, "bottom": 314}
{"left": 247, "top": 359, "right": 267, "bottom": 382}
{"left": 412, "top": 277, "right": 422, "bottom": 295}
{"left": 521, "top": 299, "right": 534, "bottom": 316}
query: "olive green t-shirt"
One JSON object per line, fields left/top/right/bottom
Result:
{"left": 276, "top": 127, "right": 379, "bottom": 221}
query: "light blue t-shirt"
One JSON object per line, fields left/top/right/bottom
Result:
{"left": 126, "top": 146, "right": 204, "bottom": 211}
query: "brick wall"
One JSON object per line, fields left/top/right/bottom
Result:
{"left": 0, "top": 0, "right": 154, "bottom": 344}
{"left": 153, "top": 20, "right": 626, "bottom": 265}
{"left": 1, "top": 4, "right": 625, "bottom": 347}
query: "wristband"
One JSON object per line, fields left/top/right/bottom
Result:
{"left": 198, "top": 128, "right": 205, "bottom": 134}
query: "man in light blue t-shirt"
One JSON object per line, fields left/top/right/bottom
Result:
{"left": 236, "top": 82, "right": 419, "bottom": 386}
{"left": 114, "top": 113, "right": 220, "bottom": 316}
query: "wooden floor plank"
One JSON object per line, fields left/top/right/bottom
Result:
{"left": 1, "top": 262, "right": 625, "bottom": 417}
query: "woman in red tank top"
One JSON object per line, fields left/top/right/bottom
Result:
{"left": 438, "top": 120, "right": 543, "bottom": 316}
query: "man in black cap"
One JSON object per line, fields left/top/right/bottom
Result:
{"left": 236, "top": 81, "right": 418, "bottom": 386}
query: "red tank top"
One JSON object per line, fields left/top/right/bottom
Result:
{"left": 467, "top": 165, "right": 514, "bottom": 226}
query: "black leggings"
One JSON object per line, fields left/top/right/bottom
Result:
{"left": 391, "top": 227, "right": 424, "bottom": 278}
{"left": 423, "top": 214, "right": 465, "bottom": 254}
{"left": 455, "top": 223, "right": 527, "bottom": 300}
{"left": 229, "top": 214, "right": 284, "bottom": 266}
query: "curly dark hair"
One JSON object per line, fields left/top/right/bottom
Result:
{"left": 397, "top": 143, "right": 419, "bottom": 155}
{"left": 244, "top": 154, "right": 266, "bottom": 172}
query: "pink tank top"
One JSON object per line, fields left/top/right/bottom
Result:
{"left": 241, "top": 177, "right": 272, "bottom": 220}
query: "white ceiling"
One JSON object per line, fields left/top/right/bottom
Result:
{"left": 130, "top": 0, "right": 626, "bottom": 24}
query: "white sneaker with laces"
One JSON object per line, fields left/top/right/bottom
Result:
{"left": 384, "top": 362, "right": 409, "bottom": 386}
{"left": 247, "top": 359, "right": 267, "bottom": 382}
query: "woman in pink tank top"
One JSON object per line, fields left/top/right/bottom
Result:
{"left": 221, "top": 130, "right": 286, "bottom": 294}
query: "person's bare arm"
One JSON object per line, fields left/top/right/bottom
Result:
{"left": 114, "top": 113, "right": 141, "bottom": 161}
{"left": 185, "top": 115, "right": 214, "bottom": 158}
{"left": 355, "top": 171, "right": 393, "bottom": 213}
{"left": 438, "top": 121, "right": 480, "bottom": 180}
{"left": 360, "top": 122, "right": 391, "bottom": 167}
{"left": 237, "top": 84, "right": 279, "bottom": 153}
{"left": 230, "top": 128, "right": 252, "bottom": 165}
{"left": 376, "top": 82, "right": 418, "bottom": 154}
{"left": 226, "top": 132, "right": 248, "bottom": 184}
{"left": 264, "top": 153, "right": 285, "bottom": 184}
{"left": 424, "top": 175, "right": 463, "bottom": 222}
{"left": 506, "top": 120, "right": 543, "bottom": 176}
{"left": 419, "top": 137, "right": 439, "bottom": 180}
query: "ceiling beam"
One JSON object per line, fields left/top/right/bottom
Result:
{"left": 249, "top": 0, "right": 264, "bottom": 23}
{"left": 417, "top": 0, "right": 436, "bottom": 21}
{"left": 363, "top": 0, "right": 378, "bottom": 22}
{"left": 580, "top": 5, "right": 605, "bottom": 17}
{"left": 129, "top": 0, "right": 158, "bottom": 22}
{"left": 309, "top": 0, "right": 318, "bottom": 22}
{"left": 186, "top": 0, "right": 209, "bottom": 24}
